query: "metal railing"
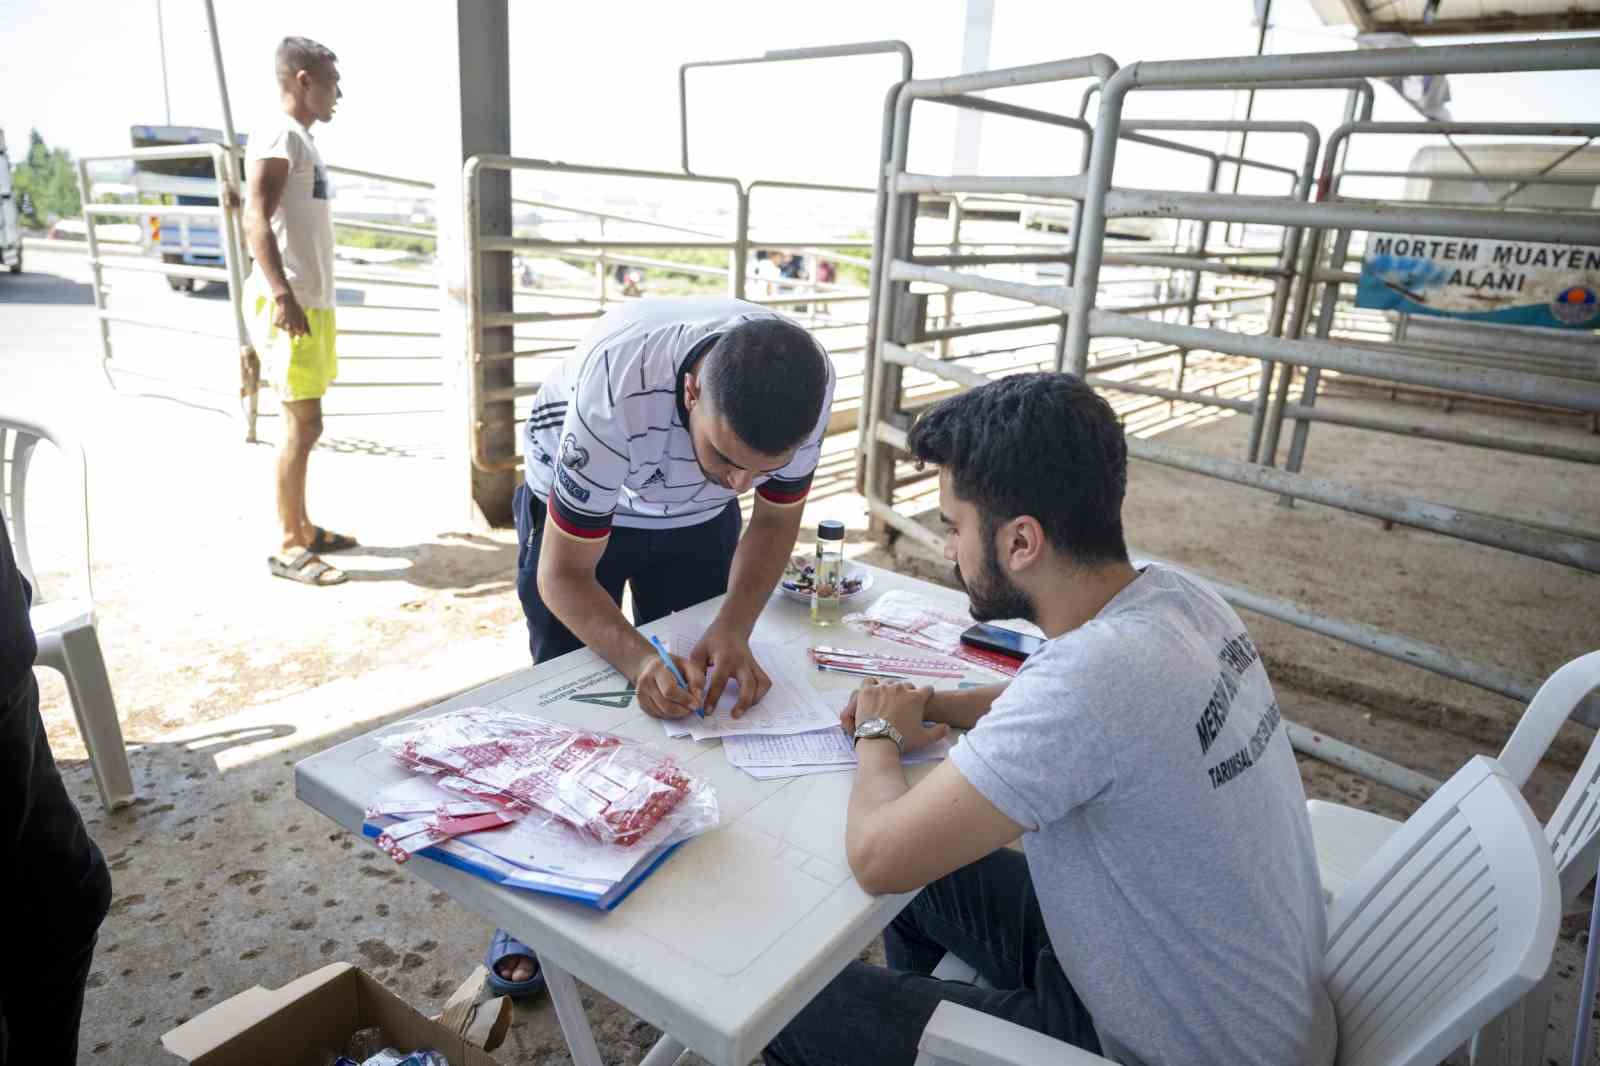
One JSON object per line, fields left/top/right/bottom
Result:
{"left": 462, "top": 158, "right": 1017, "bottom": 472}
{"left": 862, "top": 57, "right": 1337, "bottom": 501}
{"left": 859, "top": 41, "right": 1600, "bottom": 794}
{"left": 462, "top": 156, "right": 748, "bottom": 472}
{"left": 1255, "top": 122, "right": 1600, "bottom": 473}
{"left": 1067, "top": 39, "right": 1600, "bottom": 572}
{"left": 106, "top": 0, "right": 434, "bottom": 435}
{"left": 459, "top": 151, "right": 1169, "bottom": 475}
{"left": 1072, "top": 45, "right": 1600, "bottom": 743}
{"left": 76, "top": 149, "right": 447, "bottom": 440}
{"left": 75, "top": 143, "right": 252, "bottom": 431}
{"left": 681, "top": 42, "right": 913, "bottom": 412}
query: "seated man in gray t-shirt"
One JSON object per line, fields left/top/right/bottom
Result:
{"left": 764, "top": 372, "right": 1336, "bottom": 1066}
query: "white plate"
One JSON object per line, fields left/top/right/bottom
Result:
{"left": 778, "top": 564, "right": 874, "bottom": 606}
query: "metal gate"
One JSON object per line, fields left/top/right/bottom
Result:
{"left": 860, "top": 38, "right": 1600, "bottom": 795}
{"left": 75, "top": 151, "right": 448, "bottom": 444}
{"left": 1256, "top": 121, "right": 1600, "bottom": 473}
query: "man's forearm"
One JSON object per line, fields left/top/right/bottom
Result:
{"left": 245, "top": 213, "right": 292, "bottom": 297}
{"left": 926, "top": 683, "right": 1007, "bottom": 730}
{"left": 845, "top": 738, "right": 909, "bottom": 884}
{"left": 710, "top": 504, "right": 801, "bottom": 635}
{"left": 539, "top": 569, "right": 656, "bottom": 682}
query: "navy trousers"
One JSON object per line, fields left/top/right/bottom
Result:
{"left": 763, "top": 849, "right": 1100, "bottom": 1066}
{"left": 513, "top": 482, "right": 742, "bottom": 664}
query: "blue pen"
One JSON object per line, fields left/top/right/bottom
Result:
{"left": 649, "top": 634, "right": 704, "bottom": 718}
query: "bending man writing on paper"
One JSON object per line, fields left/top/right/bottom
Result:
{"left": 487, "top": 296, "right": 834, "bottom": 997}
{"left": 765, "top": 373, "right": 1334, "bottom": 1066}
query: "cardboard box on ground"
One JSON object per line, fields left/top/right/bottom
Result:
{"left": 162, "top": 962, "right": 508, "bottom": 1066}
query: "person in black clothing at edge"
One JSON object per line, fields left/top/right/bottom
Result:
{"left": 0, "top": 516, "right": 112, "bottom": 1064}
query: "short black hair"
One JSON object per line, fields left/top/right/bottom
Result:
{"left": 701, "top": 317, "right": 828, "bottom": 456}
{"left": 908, "top": 372, "right": 1130, "bottom": 566}
{"left": 276, "top": 37, "right": 338, "bottom": 88}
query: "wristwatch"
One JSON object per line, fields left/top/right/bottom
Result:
{"left": 853, "top": 717, "right": 904, "bottom": 755}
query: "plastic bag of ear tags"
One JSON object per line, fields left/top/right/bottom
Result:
{"left": 375, "top": 707, "right": 717, "bottom": 848}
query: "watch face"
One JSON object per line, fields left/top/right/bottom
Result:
{"left": 856, "top": 717, "right": 889, "bottom": 738}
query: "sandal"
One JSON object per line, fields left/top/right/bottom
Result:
{"left": 309, "top": 526, "right": 359, "bottom": 554}
{"left": 268, "top": 547, "right": 347, "bottom": 586}
{"left": 483, "top": 928, "right": 545, "bottom": 999}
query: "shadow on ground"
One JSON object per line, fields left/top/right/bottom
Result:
{"left": 336, "top": 533, "right": 517, "bottom": 594}
{"left": 0, "top": 270, "right": 94, "bottom": 306}
{"left": 317, "top": 436, "right": 447, "bottom": 460}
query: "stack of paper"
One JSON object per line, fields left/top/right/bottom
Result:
{"left": 659, "top": 636, "right": 841, "bottom": 742}
{"left": 659, "top": 627, "right": 953, "bottom": 777}
{"left": 722, "top": 727, "right": 953, "bottom": 780}
{"left": 660, "top": 631, "right": 958, "bottom": 781}
{"left": 362, "top": 777, "right": 679, "bottom": 910}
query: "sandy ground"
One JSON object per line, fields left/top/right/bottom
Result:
{"left": 8, "top": 248, "right": 1600, "bottom": 1063}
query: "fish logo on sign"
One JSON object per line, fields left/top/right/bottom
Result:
{"left": 1551, "top": 285, "right": 1598, "bottom": 326}
{"left": 570, "top": 688, "right": 637, "bottom": 708}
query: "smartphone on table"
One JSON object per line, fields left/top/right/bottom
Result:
{"left": 959, "top": 622, "right": 1044, "bottom": 661}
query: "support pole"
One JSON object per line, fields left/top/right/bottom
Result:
{"left": 436, "top": 1, "right": 516, "bottom": 526}
{"left": 1226, "top": 0, "right": 1273, "bottom": 244}
{"left": 201, "top": 0, "right": 238, "bottom": 162}
{"left": 201, "top": 0, "right": 255, "bottom": 440}
{"left": 952, "top": 0, "right": 996, "bottom": 176}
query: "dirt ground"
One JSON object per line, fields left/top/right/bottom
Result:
{"left": 11, "top": 262, "right": 1600, "bottom": 1066}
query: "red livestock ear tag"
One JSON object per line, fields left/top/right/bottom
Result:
{"left": 434, "top": 811, "right": 519, "bottom": 836}
{"left": 377, "top": 809, "right": 521, "bottom": 863}
{"left": 808, "top": 646, "right": 967, "bottom": 679}
{"left": 365, "top": 797, "right": 498, "bottom": 819}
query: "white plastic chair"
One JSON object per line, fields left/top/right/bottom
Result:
{"left": 1309, "top": 652, "right": 1600, "bottom": 902}
{"left": 2, "top": 412, "right": 135, "bottom": 810}
{"left": 1308, "top": 653, "right": 1600, "bottom": 1065}
{"left": 916, "top": 755, "right": 1560, "bottom": 1066}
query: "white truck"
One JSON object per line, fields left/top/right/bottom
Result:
{"left": 128, "top": 124, "right": 245, "bottom": 292}
{"left": 0, "top": 130, "right": 27, "bottom": 274}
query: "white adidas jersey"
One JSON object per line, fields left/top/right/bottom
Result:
{"left": 522, "top": 297, "right": 834, "bottom": 538}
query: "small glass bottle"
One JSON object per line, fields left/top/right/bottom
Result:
{"left": 811, "top": 519, "right": 847, "bottom": 626}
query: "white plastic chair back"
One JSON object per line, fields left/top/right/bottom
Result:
{"left": 1324, "top": 755, "right": 1559, "bottom": 1066}
{"left": 1470, "top": 668, "right": 1600, "bottom": 1066}
{"left": 0, "top": 412, "right": 93, "bottom": 605}
{"left": 1497, "top": 651, "right": 1600, "bottom": 789}
{"left": 1536, "top": 661, "right": 1600, "bottom": 905}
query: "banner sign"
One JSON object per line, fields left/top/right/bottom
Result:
{"left": 1355, "top": 234, "right": 1600, "bottom": 330}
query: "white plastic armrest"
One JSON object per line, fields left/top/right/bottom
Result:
{"left": 917, "top": 1001, "right": 1115, "bottom": 1066}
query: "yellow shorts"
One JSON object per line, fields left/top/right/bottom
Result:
{"left": 251, "top": 294, "right": 337, "bottom": 402}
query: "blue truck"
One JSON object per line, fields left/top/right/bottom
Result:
{"left": 129, "top": 124, "right": 246, "bottom": 293}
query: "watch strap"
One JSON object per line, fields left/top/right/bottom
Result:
{"left": 854, "top": 718, "right": 905, "bottom": 755}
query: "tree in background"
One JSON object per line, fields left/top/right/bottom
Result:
{"left": 11, "top": 129, "right": 80, "bottom": 227}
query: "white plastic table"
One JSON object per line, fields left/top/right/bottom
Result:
{"left": 295, "top": 563, "right": 980, "bottom": 1066}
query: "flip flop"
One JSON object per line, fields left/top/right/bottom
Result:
{"left": 309, "top": 526, "right": 359, "bottom": 553}
{"left": 483, "top": 928, "right": 545, "bottom": 999}
{"left": 268, "top": 547, "right": 348, "bottom": 586}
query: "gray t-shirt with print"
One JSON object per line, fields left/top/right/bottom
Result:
{"left": 950, "top": 563, "right": 1336, "bottom": 1066}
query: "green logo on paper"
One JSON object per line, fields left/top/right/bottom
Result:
{"left": 570, "top": 688, "right": 637, "bottom": 709}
